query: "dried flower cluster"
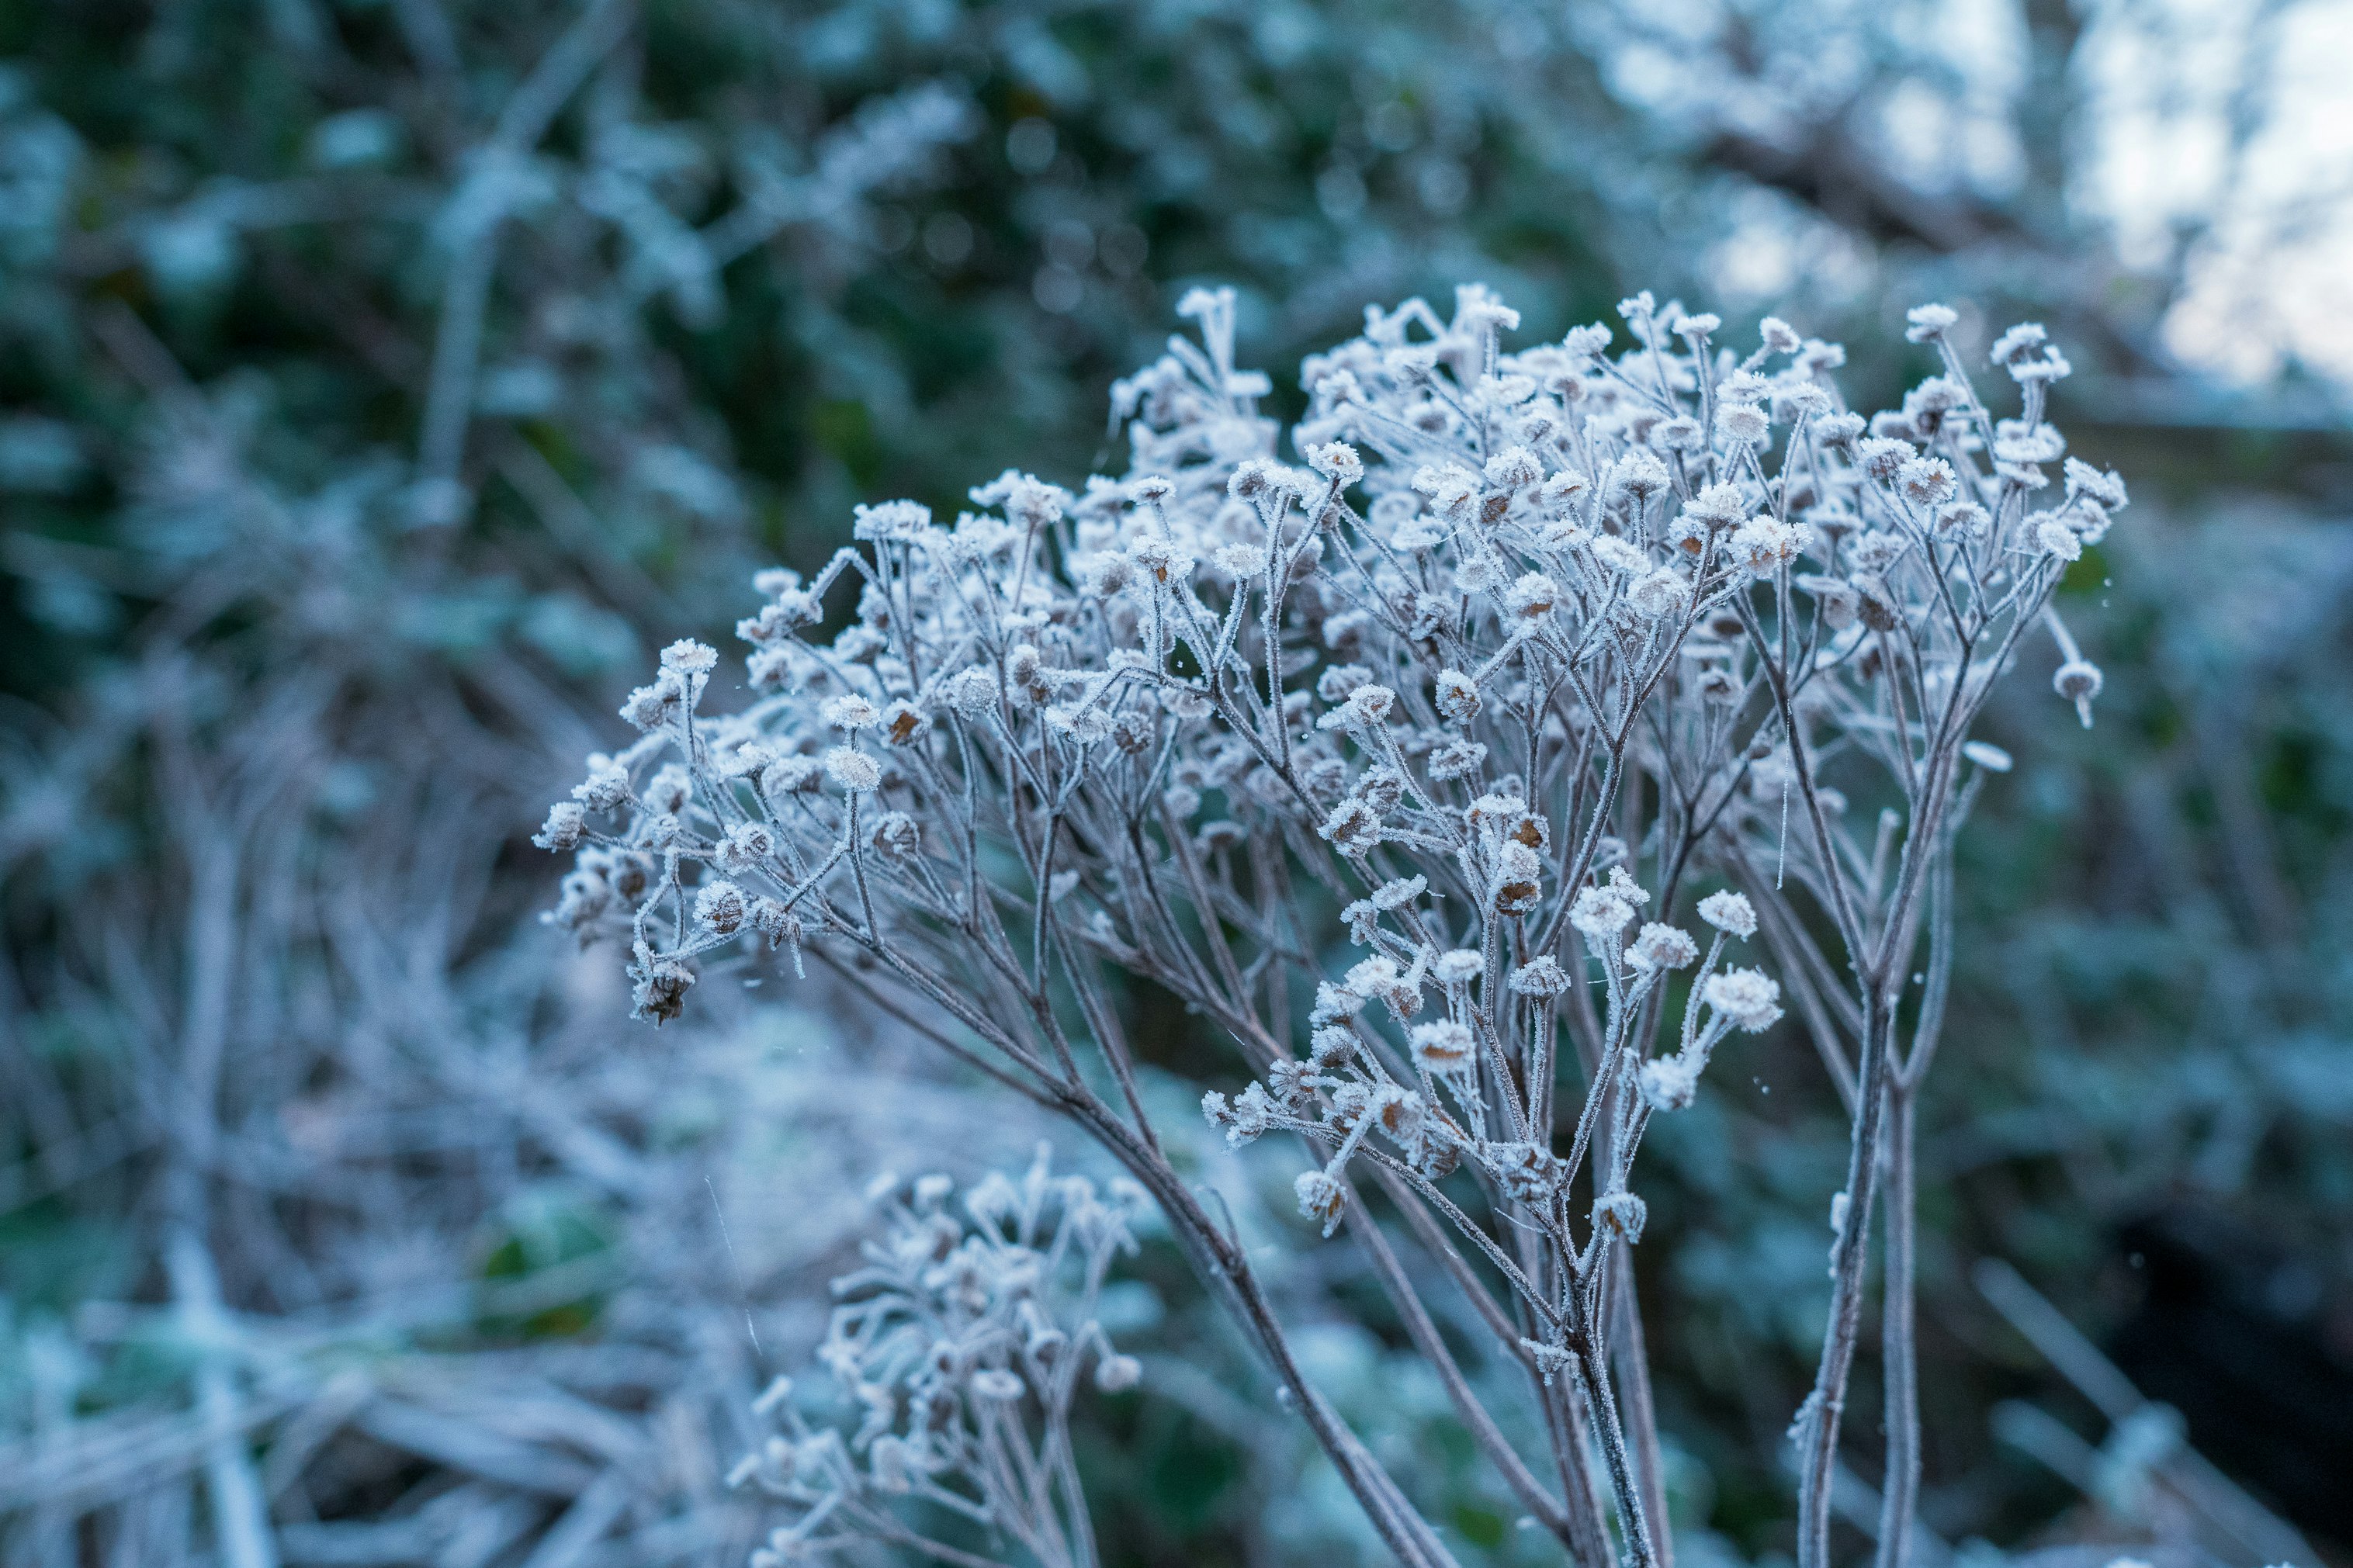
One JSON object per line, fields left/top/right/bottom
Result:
{"left": 730, "top": 1149, "right": 1142, "bottom": 1567}
{"left": 543, "top": 284, "right": 2122, "bottom": 1568}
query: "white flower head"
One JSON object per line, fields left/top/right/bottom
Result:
{"left": 1703, "top": 967, "right": 1783, "bottom": 1033}
{"left": 631, "top": 954, "right": 695, "bottom": 1025}
{"left": 643, "top": 763, "right": 692, "bottom": 814}
{"left": 1592, "top": 1189, "right": 1648, "bottom": 1243}
{"left": 1816, "top": 410, "right": 1866, "bottom": 448}
{"left": 1935, "top": 500, "right": 1991, "bottom": 539}
{"left": 1297, "top": 987, "right": 1360, "bottom": 1037}
{"left": 851, "top": 499, "right": 933, "bottom": 542}
{"left": 1989, "top": 322, "right": 2048, "bottom": 367}
{"left": 1563, "top": 322, "right": 1613, "bottom": 362}
{"left": 1592, "top": 535, "right": 1648, "bottom": 576}
{"left": 1306, "top": 441, "right": 1364, "bottom": 485}
{"left": 1610, "top": 450, "right": 1670, "bottom": 504}
{"left": 1715, "top": 401, "right": 1770, "bottom": 447}
{"left": 824, "top": 746, "right": 882, "bottom": 793}
{"left": 1318, "top": 683, "right": 1398, "bottom": 732}
{"left": 1318, "top": 797, "right": 1383, "bottom": 857}
{"left": 661, "top": 639, "right": 719, "bottom": 677}
{"left": 1294, "top": 1169, "right": 1346, "bottom": 1237}
{"left": 1638, "top": 1054, "right": 1702, "bottom": 1112}
{"left": 1411, "top": 462, "right": 1481, "bottom": 528}
{"left": 619, "top": 670, "right": 687, "bottom": 733}
{"left": 1778, "top": 382, "right": 1835, "bottom": 420}
{"left": 941, "top": 668, "right": 999, "bottom": 718}
{"left": 1628, "top": 567, "right": 1689, "bottom": 619}
{"left": 1683, "top": 482, "right": 1748, "bottom": 531}
{"left": 1569, "top": 885, "right": 1636, "bottom": 942}
{"left": 1128, "top": 536, "right": 1194, "bottom": 583}
{"left": 1696, "top": 889, "right": 1757, "bottom": 939}
{"left": 1433, "top": 669, "right": 1481, "bottom": 725}
{"left": 1627, "top": 923, "right": 1699, "bottom": 971}
{"left": 761, "top": 756, "right": 823, "bottom": 801}
{"left": 1495, "top": 839, "right": 1544, "bottom": 916}
{"left": 1904, "top": 303, "right": 1958, "bottom": 342}
{"left": 1047, "top": 703, "right": 1116, "bottom": 745}
{"left": 2063, "top": 456, "right": 2129, "bottom": 511}
{"left": 1458, "top": 287, "right": 1521, "bottom": 336}
{"left": 1732, "top": 517, "right": 1810, "bottom": 575}
{"left": 1484, "top": 445, "right": 1541, "bottom": 492}
{"left": 1410, "top": 1019, "right": 1476, "bottom": 1074}
{"left": 1856, "top": 437, "right": 1914, "bottom": 482}
{"left": 1897, "top": 456, "right": 1957, "bottom": 508}
{"left": 1228, "top": 457, "right": 1284, "bottom": 502}
{"left": 1427, "top": 737, "right": 1488, "bottom": 781}
{"left": 695, "top": 880, "right": 747, "bottom": 937}
{"left": 978, "top": 470, "right": 1069, "bottom": 529}
{"left": 1433, "top": 949, "right": 1485, "bottom": 985}
{"left": 1539, "top": 469, "right": 1590, "bottom": 512}
{"left": 2036, "top": 517, "right": 2084, "bottom": 562}
{"left": 1508, "top": 955, "right": 1572, "bottom": 996}
{"left": 573, "top": 756, "right": 630, "bottom": 812}
{"left": 716, "top": 820, "right": 777, "bottom": 873}
{"left": 1506, "top": 572, "right": 1560, "bottom": 618}
{"left": 823, "top": 694, "right": 882, "bottom": 731}
{"left": 533, "top": 802, "right": 586, "bottom": 852}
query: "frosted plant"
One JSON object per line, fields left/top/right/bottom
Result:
{"left": 540, "top": 284, "right": 2120, "bottom": 1567}
{"left": 729, "top": 1147, "right": 1144, "bottom": 1568}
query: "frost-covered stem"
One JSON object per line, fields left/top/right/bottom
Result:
{"left": 1878, "top": 829, "right": 1956, "bottom": 1568}
{"left": 1048, "top": 922, "right": 1161, "bottom": 1153}
{"left": 1795, "top": 986, "right": 1896, "bottom": 1568}
{"left": 1059, "top": 1446, "right": 1099, "bottom": 1568}
{"left": 1735, "top": 850, "right": 1859, "bottom": 1111}
{"left": 1068, "top": 1097, "right": 1459, "bottom": 1568}
{"left": 1575, "top": 1340, "right": 1658, "bottom": 1568}
{"left": 1874, "top": 1084, "right": 1920, "bottom": 1568}
{"left": 1371, "top": 1169, "right": 1522, "bottom": 1355}
{"left": 1540, "top": 1366, "right": 1620, "bottom": 1568}
{"left": 867, "top": 1518, "right": 1019, "bottom": 1568}
{"left": 1611, "top": 1257, "right": 1675, "bottom": 1568}
{"left": 1348, "top": 1194, "right": 1583, "bottom": 1551}
{"left": 1732, "top": 595, "right": 1866, "bottom": 960}
{"left": 1793, "top": 655, "right": 1982, "bottom": 1568}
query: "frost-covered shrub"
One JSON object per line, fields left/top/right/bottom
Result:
{"left": 733, "top": 1149, "right": 1145, "bottom": 1566}
{"left": 542, "top": 284, "right": 2123, "bottom": 1566}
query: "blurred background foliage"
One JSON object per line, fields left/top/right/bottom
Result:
{"left": 2, "top": 0, "right": 2349, "bottom": 1563}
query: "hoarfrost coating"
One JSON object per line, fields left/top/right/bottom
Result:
{"left": 540, "top": 285, "right": 2121, "bottom": 1568}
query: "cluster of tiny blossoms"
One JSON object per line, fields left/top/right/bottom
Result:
{"left": 538, "top": 283, "right": 2123, "bottom": 1568}
{"left": 1204, "top": 878, "right": 1773, "bottom": 1244}
{"left": 729, "top": 1148, "right": 1142, "bottom": 1568}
